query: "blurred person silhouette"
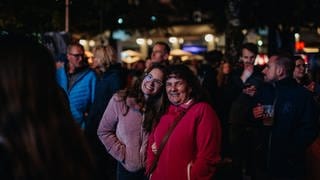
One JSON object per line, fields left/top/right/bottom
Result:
{"left": 293, "top": 55, "right": 320, "bottom": 93}
{"left": 149, "top": 42, "right": 170, "bottom": 69}
{"left": 85, "top": 45, "right": 127, "bottom": 180}
{"left": 56, "top": 42, "right": 96, "bottom": 128}
{"left": 132, "top": 60, "right": 146, "bottom": 76}
{"left": 98, "top": 65, "right": 166, "bottom": 180}
{"left": 214, "top": 61, "right": 238, "bottom": 160}
{"left": 0, "top": 34, "right": 96, "bottom": 179}
{"left": 183, "top": 59, "right": 198, "bottom": 76}
{"left": 127, "top": 59, "right": 146, "bottom": 87}
{"left": 293, "top": 55, "right": 307, "bottom": 85}
{"left": 146, "top": 64, "right": 221, "bottom": 180}
{"left": 145, "top": 58, "right": 153, "bottom": 72}
{"left": 198, "top": 50, "right": 224, "bottom": 101}
{"left": 293, "top": 55, "right": 320, "bottom": 110}
{"left": 197, "top": 50, "right": 223, "bottom": 105}
{"left": 228, "top": 42, "right": 264, "bottom": 180}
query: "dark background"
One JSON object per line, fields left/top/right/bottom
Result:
{"left": 1, "top": 0, "right": 319, "bottom": 36}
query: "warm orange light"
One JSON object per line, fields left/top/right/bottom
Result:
{"left": 295, "top": 41, "right": 305, "bottom": 51}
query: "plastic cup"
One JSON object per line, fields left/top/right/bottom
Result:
{"left": 262, "top": 105, "right": 273, "bottom": 126}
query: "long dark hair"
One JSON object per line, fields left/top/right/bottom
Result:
{"left": 116, "top": 64, "right": 166, "bottom": 132}
{"left": 0, "top": 34, "right": 95, "bottom": 179}
{"left": 216, "top": 61, "right": 232, "bottom": 87}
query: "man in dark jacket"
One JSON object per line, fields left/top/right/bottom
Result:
{"left": 253, "top": 55, "right": 319, "bottom": 179}
{"left": 228, "top": 43, "right": 264, "bottom": 179}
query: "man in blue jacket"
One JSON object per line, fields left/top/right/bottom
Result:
{"left": 253, "top": 55, "right": 319, "bottom": 179}
{"left": 56, "top": 42, "right": 96, "bottom": 128}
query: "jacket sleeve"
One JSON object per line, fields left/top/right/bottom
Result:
{"left": 97, "top": 95, "right": 126, "bottom": 162}
{"left": 191, "top": 104, "right": 222, "bottom": 180}
{"left": 291, "top": 92, "right": 319, "bottom": 155}
{"left": 55, "top": 66, "right": 68, "bottom": 93}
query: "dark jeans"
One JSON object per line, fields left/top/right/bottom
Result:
{"left": 117, "top": 162, "right": 147, "bottom": 180}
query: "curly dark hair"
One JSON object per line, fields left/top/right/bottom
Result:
{"left": 153, "top": 64, "right": 211, "bottom": 127}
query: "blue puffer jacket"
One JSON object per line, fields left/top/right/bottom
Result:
{"left": 56, "top": 66, "right": 96, "bottom": 128}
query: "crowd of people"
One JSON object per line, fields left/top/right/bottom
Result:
{"left": 0, "top": 33, "right": 319, "bottom": 180}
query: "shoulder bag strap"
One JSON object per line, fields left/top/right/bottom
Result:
{"left": 147, "top": 103, "right": 195, "bottom": 175}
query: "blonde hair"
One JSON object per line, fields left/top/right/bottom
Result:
{"left": 92, "top": 45, "right": 119, "bottom": 73}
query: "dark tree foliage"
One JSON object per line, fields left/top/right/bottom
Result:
{"left": 239, "top": 0, "right": 320, "bottom": 28}
{"left": 0, "top": 0, "right": 319, "bottom": 35}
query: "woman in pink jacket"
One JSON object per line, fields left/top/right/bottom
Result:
{"left": 146, "top": 64, "right": 222, "bottom": 180}
{"left": 98, "top": 65, "right": 166, "bottom": 180}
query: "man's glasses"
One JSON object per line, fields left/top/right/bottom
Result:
{"left": 144, "top": 74, "right": 163, "bottom": 87}
{"left": 69, "top": 53, "right": 84, "bottom": 58}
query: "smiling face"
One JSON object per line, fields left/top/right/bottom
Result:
{"left": 165, "top": 75, "right": 191, "bottom": 105}
{"left": 141, "top": 68, "right": 164, "bottom": 97}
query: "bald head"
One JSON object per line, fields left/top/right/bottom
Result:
{"left": 262, "top": 55, "right": 294, "bottom": 82}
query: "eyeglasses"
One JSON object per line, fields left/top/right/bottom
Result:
{"left": 144, "top": 74, "right": 163, "bottom": 87}
{"left": 69, "top": 53, "right": 84, "bottom": 58}
{"left": 295, "top": 64, "right": 306, "bottom": 68}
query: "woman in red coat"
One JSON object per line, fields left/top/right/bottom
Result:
{"left": 146, "top": 64, "right": 221, "bottom": 180}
